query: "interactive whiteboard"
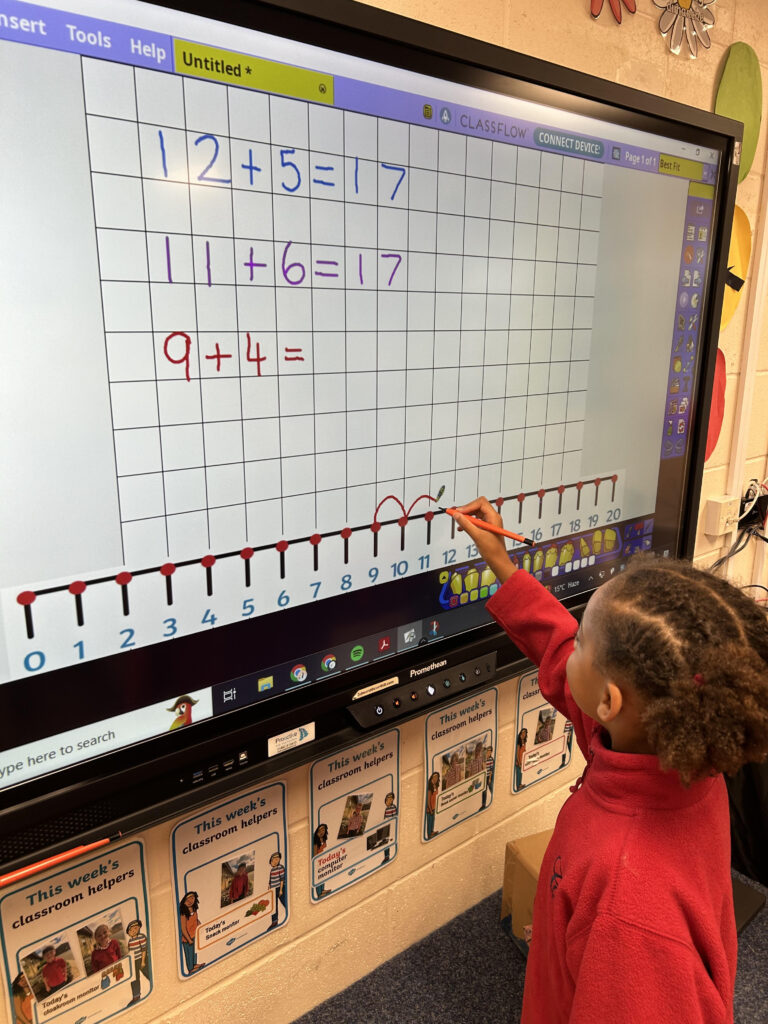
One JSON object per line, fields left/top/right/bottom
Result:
{"left": 0, "top": 0, "right": 738, "bottom": 858}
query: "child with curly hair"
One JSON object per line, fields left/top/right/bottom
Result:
{"left": 454, "top": 496, "right": 768, "bottom": 1024}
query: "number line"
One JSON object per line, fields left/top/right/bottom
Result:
{"left": 17, "top": 474, "right": 618, "bottom": 603}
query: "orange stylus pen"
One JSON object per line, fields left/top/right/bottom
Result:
{"left": 443, "top": 508, "right": 534, "bottom": 547}
{"left": 0, "top": 835, "right": 120, "bottom": 888}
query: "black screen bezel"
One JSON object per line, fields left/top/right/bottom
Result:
{"left": 0, "top": 0, "right": 740, "bottom": 871}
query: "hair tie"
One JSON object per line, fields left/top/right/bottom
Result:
{"left": 692, "top": 673, "right": 705, "bottom": 688}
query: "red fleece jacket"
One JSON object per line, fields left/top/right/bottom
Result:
{"left": 487, "top": 571, "right": 736, "bottom": 1024}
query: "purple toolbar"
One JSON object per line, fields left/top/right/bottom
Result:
{"left": 1, "top": 0, "right": 718, "bottom": 181}
{"left": 0, "top": 0, "right": 172, "bottom": 69}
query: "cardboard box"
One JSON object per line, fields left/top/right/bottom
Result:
{"left": 500, "top": 829, "right": 554, "bottom": 952}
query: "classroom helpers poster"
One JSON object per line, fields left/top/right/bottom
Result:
{"left": 309, "top": 729, "right": 399, "bottom": 901}
{"left": 513, "top": 668, "right": 574, "bottom": 792}
{"left": 1, "top": 840, "right": 151, "bottom": 1024}
{"left": 170, "top": 780, "right": 287, "bottom": 978}
{"left": 423, "top": 688, "right": 497, "bottom": 841}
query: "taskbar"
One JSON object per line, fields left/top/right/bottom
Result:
{"left": 210, "top": 513, "right": 657, "bottom": 717}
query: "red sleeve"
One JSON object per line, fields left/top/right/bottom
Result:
{"left": 486, "top": 571, "right": 594, "bottom": 759}
{"left": 565, "top": 915, "right": 730, "bottom": 1024}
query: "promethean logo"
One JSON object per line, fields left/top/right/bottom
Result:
{"left": 410, "top": 659, "right": 447, "bottom": 679}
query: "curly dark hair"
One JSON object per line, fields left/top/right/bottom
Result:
{"left": 592, "top": 557, "right": 768, "bottom": 785}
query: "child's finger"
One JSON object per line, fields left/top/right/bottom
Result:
{"left": 452, "top": 510, "right": 472, "bottom": 534}
{"left": 453, "top": 495, "right": 487, "bottom": 515}
{"left": 452, "top": 513, "right": 489, "bottom": 548}
{"left": 454, "top": 496, "right": 503, "bottom": 528}
{"left": 451, "top": 510, "right": 512, "bottom": 582}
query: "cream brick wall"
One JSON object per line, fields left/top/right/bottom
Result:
{"left": 127, "top": 3, "right": 768, "bottom": 1022}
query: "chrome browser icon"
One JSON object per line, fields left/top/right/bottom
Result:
{"left": 290, "top": 664, "right": 308, "bottom": 683}
{"left": 321, "top": 653, "right": 337, "bottom": 672}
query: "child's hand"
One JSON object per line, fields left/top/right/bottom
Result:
{"left": 451, "top": 497, "right": 516, "bottom": 583}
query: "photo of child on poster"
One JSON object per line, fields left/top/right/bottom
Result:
{"left": 21, "top": 940, "right": 77, "bottom": 1000}
{"left": 170, "top": 782, "right": 288, "bottom": 978}
{"left": 534, "top": 707, "right": 557, "bottom": 745}
{"left": 77, "top": 911, "right": 128, "bottom": 977}
{"left": 441, "top": 747, "right": 465, "bottom": 791}
{"left": 337, "top": 794, "right": 373, "bottom": 840}
{"left": 220, "top": 856, "right": 254, "bottom": 908}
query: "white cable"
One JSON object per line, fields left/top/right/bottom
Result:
{"left": 739, "top": 478, "right": 760, "bottom": 521}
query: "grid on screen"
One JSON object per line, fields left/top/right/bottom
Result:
{"left": 82, "top": 57, "right": 602, "bottom": 565}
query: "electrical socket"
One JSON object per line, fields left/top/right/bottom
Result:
{"left": 740, "top": 493, "right": 768, "bottom": 529}
{"left": 704, "top": 495, "right": 741, "bottom": 536}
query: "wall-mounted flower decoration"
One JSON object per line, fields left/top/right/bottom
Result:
{"left": 590, "top": 0, "right": 636, "bottom": 22}
{"left": 653, "top": 0, "right": 716, "bottom": 58}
